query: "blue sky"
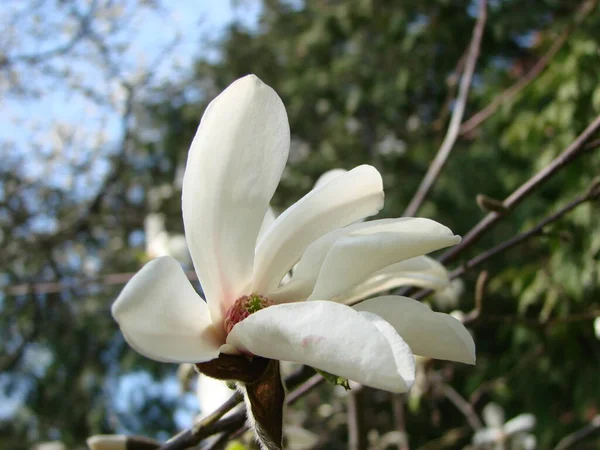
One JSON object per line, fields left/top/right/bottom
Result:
{"left": 0, "top": 0, "right": 262, "bottom": 199}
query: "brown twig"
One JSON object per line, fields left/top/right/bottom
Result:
{"left": 156, "top": 369, "right": 322, "bottom": 450}
{"left": 459, "top": 0, "right": 599, "bottom": 137}
{"left": 415, "top": 427, "right": 469, "bottom": 450}
{"left": 554, "top": 415, "right": 600, "bottom": 450}
{"left": 449, "top": 185, "right": 599, "bottom": 280}
{"left": 413, "top": 181, "right": 599, "bottom": 301}
{"left": 440, "top": 381, "right": 483, "bottom": 431}
{"left": 392, "top": 394, "right": 410, "bottom": 450}
{"left": 403, "top": 0, "right": 487, "bottom": 216}
{"left": 438, "top": 114, "right": 600, "bottom": 267}
{"left": 347, "top": 387, "right": 367, "bottom": 450}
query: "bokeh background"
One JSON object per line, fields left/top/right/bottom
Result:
{"left": 1, "top": 1, "right": 599, "bottom": 449}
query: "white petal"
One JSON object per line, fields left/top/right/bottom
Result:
{"left": 338, "top": 256, "right": 450, "bottom": 304}
{"left": 277, "top": 221, "right": 451, "bottom": 303}
{"left": 313, "top": 168, "right": 347, "bottom": 190}
{"left": 483, "top": 402, "right": 506, "bottom": 428}
{"left": 473, "top": 428, "right": 502, "bottom": 445}
{"left": 309, "top": 218, "right": 460, "bottom": 301}
{"left": 273, "top": 223, "right": 366, "bottom": 300}
{"left": 258, "top": 206, "right": 278, "bottom": 241}
{"left": 182, "top": 75, "right": 290, "bottom": 328}
{"left": 226, "top": 301, "right": 415, "bottom": 392}
{"left": 353, "top": 296, "right": 475, "bottom": 364}
{"left": 252, "top": 165, "right": 384, "bottom": 294}
{"left": 504, "top": 414, "right": 536, "bottom": 435}
{"left": 112, "top": 256, "right": 221, "bottom": 363}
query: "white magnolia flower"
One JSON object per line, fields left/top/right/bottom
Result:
{"left": 473, "top": 403, "right": 536, "bottom": 450}
{"left": 112, "top": 75, "right": 475, "bottom": 396}
{"left": 594, "top": 316, "right": 600, "bottom": 340}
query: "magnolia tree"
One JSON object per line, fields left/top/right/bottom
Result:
{"left": 2, "top": 1, "right": 600, "bottom": 450}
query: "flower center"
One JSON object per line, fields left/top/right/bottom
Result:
{"left": 224, "top": 293, "right": 273, "bottom": 334}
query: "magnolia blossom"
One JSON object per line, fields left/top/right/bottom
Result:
{"left": 112, "top": 75, "right": 475, "bottom": 397}
{"left": 473, "top": 403, "right": 536, "bottom": 450}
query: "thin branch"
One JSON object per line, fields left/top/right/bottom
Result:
{"left": 159, "top": 414, "right": 245, "bottom": 450}
{"left": 438, "top": 114, "right": 600, "bottom": 266}
{"left": 459, "top": 0, "right": 599, "bottom": 137}
{"left": 415, "top": 427, "right": 469, "bottom": 450}
{"left": 554, "top": 415, "right": 600, "bottom": 450}
{"left": 413, "top": 180, "right": 599, "bottom": 301}
{"left": 449, "top": 183, "right": 599, "bottom": 281}
{"left": 403, "top": 0, "right": 487, "bottom": 216}
{"left": 392, "top": 394, "right": 410, "bottom": 450}
{"left": 287, "top": 373, "right": 324, "bottom": 405}
{"left": 347, "top": 387, "right": 367, "bottom": 450}
{"left": 156, "top": 369, "right": 322, "bottom": 450}
{"left": 439, "top": 381, "right": 483, "bottom": 431}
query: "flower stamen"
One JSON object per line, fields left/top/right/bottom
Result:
{"left": 224, "top": 293, "right": 273, "bottom": 334}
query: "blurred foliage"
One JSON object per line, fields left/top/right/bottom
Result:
{"left": 1, "top": 0, "right": 599, "bottom": 449}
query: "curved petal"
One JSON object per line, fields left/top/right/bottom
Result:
{"left": 338, "top": 256, "right": 450, "bottom": 304}
{"left": 112, "top": 256, "right": 222, "bottom": 363}
{"left": 226, "top": 301, "right": 415, "bottom": 392}
{"left": 308, "top": 218, "right": 460, "bottom": 301}
{"left": 482, "top": 402, "right": 505, "bottom": 428}
{"left": 473, "top": 428, "right": 502, "bottom": 445}
{"left": 313, "top": 168, "right": 347, "bottom": 190}
{"left": 182, "top": 75, "right": 290, "bottom": 328}
{"left": 504, "top": 414, "right": 536, "bottom": 435}
{"left": 252, "top": 165, "right": 384, "bottom": 294}
{"left": 353, "top": 296, "right": 475, "bottom": 364}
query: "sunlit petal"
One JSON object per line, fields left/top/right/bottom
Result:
{"left": 313, "top": 168, "right": 347, "bottom": 190}
{"left": 182, "top": 75, "right": 290, "bottom": 327}
{"left": 309, "top": 218, "right": 460, "bottom": 300}
{"left": 337, "top": 256, "right": 450, "bottom": 304}
{"left": 354, "top": 295, "right": 475, "bottom": 364}
{"left": 112, "top": 257, "right": 221, "bottom": 363}
{"left": 227, "top": 301, "right": 415, "bottom": 392}
{"left": 252, "top": 165, "right": 384, "bottom": 294}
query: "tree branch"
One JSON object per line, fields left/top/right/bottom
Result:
{"left": 438, "top": 114, "right": 600, "bottom": 266}
{"left": 347, "top": 387, "right": 367, "bottom": 450}
{"left": 554, "top": 415, "right": 600, "bottom": 450}
{"left": 403, "top": 0, "right": 487, "bottom": 216}
{"left": 459, "top": 0, "right": 599, "bottom": 137}
{"left": 155, "top": 369, "right": 322, "bottom": 450}
{"left": 413, "top": 178, "right": 599, "bottom": 301}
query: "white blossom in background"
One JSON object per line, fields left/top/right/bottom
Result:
{"left": 376, "top": 133, "right": 407, "bottom": 157}
{"left": 86, "top": 435, "right": 126, "bottom": 450}
{"left": 144, "top": 212, "right": 191, "bottom": 265}
{"left": 594, "top": 316, "right": 600, "bottom": 340}
{"left": 432, "top": 277, "right": 465, "bottom": 311}
{"left": 112, "top": 74, "right": 475, "bottom": 397}
{"left": 284, "top": 426, "right": 319, "bottom": 450}
{"left": 473, "top": 402, "right": 536, "bottom": 450}
{"left": 32, "top": 442, "right": 67, "bottom": 450}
